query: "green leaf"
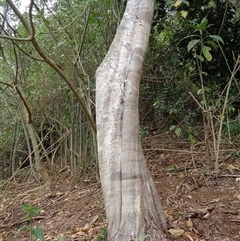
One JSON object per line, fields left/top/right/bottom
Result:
{"left": 175, "top": 0, "right": 189, "bottom": 7}
{"left": 170, "top": 125, "right": 176, "bottom": 131}
{"left": 209, "top": 35, "right": 224, "bottom": 44}
{"left": 200, "top": 100, "right": 206, "bottom": 106}
{"left": 188, "top": 134, "right": 196, "bottom": 144}
{"left": 138, "top": 234, "right": 151, "bottom": 241}
{"left": 43, "top": 19, "right": 50, "bottom": 25}
{"left": 33, "top": 228, "right": 44, "bottom": 240}
{"left": 205, "top": 40, "right": 218, "bottom": 49}
{"left": 197, "top": 89, "right": 202, "bottom": 95}
{"left": 22, "top": 204, "right": 39, "bottom": 218}
{"left": 202, "top": 45, "right": 212, "bottom": 61}
{"left": 198, "top": 17, "right": 208, "bottom": 31}
{"left": 58, "top": 237, "right": 65, "bottom": 241}
{"left": 15, "top": 225, "right": 28, "bottom": 235}
{"left": 175, "top": 127, "right": 182, "bottom": 136}
{"left": 181, "top": 0, "right": 189, "bottom": 6}
{"left": 187, "top": 39, "right": 200, "bottom": 52}
{"left": 36, "top": 9, "right": 44, "bottom": 18}
{"left": 21, "top": 204, "right": 31, "bottom": 211}
{"left": 188, "top": 23, "right": 199, "bottom": 31}
{"left": 196, "top": 55, "right": 204, "bottom": 62}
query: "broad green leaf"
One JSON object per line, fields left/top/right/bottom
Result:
{"left": 43, "top": 19, "right": 50, "bottom": 25}
{"left": 170, "top": 125, "right": 176, "bottom": 131}
{"left": 196, "top": 55, "right": 204, "bottom": 62}
{"left": 33, "top": 228, "right": 44, "bottom": 240}
{"left": 205, "top": 40, "right": 218, "bottom": 49}
{"left": 138, "top": 234, "right": 151, "bottom": 241}
{"left": 174, "top": 0, "right": 182, "bottom": 7}
{"left": 175, "top": 127, "right": 182, "bottom": 136}
{"left": 187, "top": 39, "right": 200, "bottom": 52}
{"left": 181, "top": 0, "right": 189, "bottom": 6}
{"left": 188, "top": 134, "right": 196, "bottom": 144}
{"left": 198, "top": 17, "right": 208, "bottom": 31}
{"left": 58, "top": 237, "right": 65, "bottom": 241}
{"left": 36, "top": 9, "right": 44, "bottom": 18}
{"left": 181, "top": 10, "right": 188, "bottom": 18}
{"left": 22, "top": 204, "right": 39, "bottom": 217}
{"left": 209, "top": 35, "right": 224, "bottom": 44}
{"left": 188, "top": 23, "right": 200, "bottom": 31}
{"left": 197, "top": 89, "right": 202, "bottom": 95}
{"left": 202, "top": 45, "right": 212, "bottom": 61}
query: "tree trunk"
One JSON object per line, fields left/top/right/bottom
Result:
{"left": 96, "top": 0, "right": 167, "bottom": 240}
{"left": 26, "top": 120, "right": 51, "bottom": 185}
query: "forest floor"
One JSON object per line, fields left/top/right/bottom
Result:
{"left": 1, "top": 132, "right": 240, "bottom": 241}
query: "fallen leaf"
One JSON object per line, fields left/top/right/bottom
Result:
{"left": 187, "top": 218, "right": 193, "bottom": 228}
{"left": 76, "top": 230, "right": 86, "bottom": 236}
{"left": 168, "top": 228, "right": 185, "bottom": 237}
{"left": 183, "top": 231, "right": 194, "bottom": 241}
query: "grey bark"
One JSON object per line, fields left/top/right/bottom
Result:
{"left": 96, "top": 0, "right": 167, "bottom": 240}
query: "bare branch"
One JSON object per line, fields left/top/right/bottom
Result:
{"left": 5, "top": 0, "right": 33, "bottom": 37}
{"left": 0, "top": 35, "right": 31, "bottom": 41}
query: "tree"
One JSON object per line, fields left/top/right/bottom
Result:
{"left": 96, "top": 0, "right": 167, "bottom": 240}
{"left": 1, "top": 0, "right": 167, "bottom": 239}
{"left": 172, "top": 0, "right": 240, "bottom": 87}
{"left": 1, "top": 0, "right": 98, "bottom": 180}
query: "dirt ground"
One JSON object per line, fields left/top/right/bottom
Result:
{"left": 1, "top": 132, "right": 240, "bottom": 241}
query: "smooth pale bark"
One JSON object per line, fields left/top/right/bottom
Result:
{"left": 96, "top": 0, "right": 167, "bottom": 240}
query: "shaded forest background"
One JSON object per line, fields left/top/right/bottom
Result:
{"left": 1, "top": 0, "right": 240, "bottom": 182}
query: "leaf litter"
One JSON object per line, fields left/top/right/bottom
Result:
{"left": 0, "top": 132, "right": 240, "bottom": 240}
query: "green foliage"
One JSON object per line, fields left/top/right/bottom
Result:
{"left": 18, "top": 204, "right": 40, "bottom": 241}
{"left": 18, "top": 204, "right": 65, "bottom": 241}
{"left": 228, "top": 150, "right": 240, "bottom": 157}
{"left": 147, "top": 0, "right": 240, "bottom": 153}
{"left": 185, "top": 17, "right": 224, "bottom": 62}
{"left": 0, "top": 0, "right": 123, "bottom": 179}
{"left": 187, "top": 126, "right": 196, "bottom": 144}
{"left": 138, "top": 234, "right": 151, "bottom": 241}
{"left": 33, "top": 228, "right": 45, "bottom": 240}
{"left": 171, "top": 0, "right": 240, "bottom": 86}
{"left": 58, "top": 237, "right": 66, "bottom": 241}
{"left": 170, "top": 125, "right": 196, "bottom": 144}
{"left": 22, "top": 204, "right": 40, "bottom": 220}
{"left": 223, "top": 120, "right": 240, "bottom": 137}
{"left": 95, "top": 227, "right": 107, "bottom": 241}
{"left": 140, "top": 126, "right": 150, "bottom": 138}
{"left": 170, "top": 125, "right": 182, "bottom": 136}
{"left": 152, "top": 79, "right": 199, "bottom": 128}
